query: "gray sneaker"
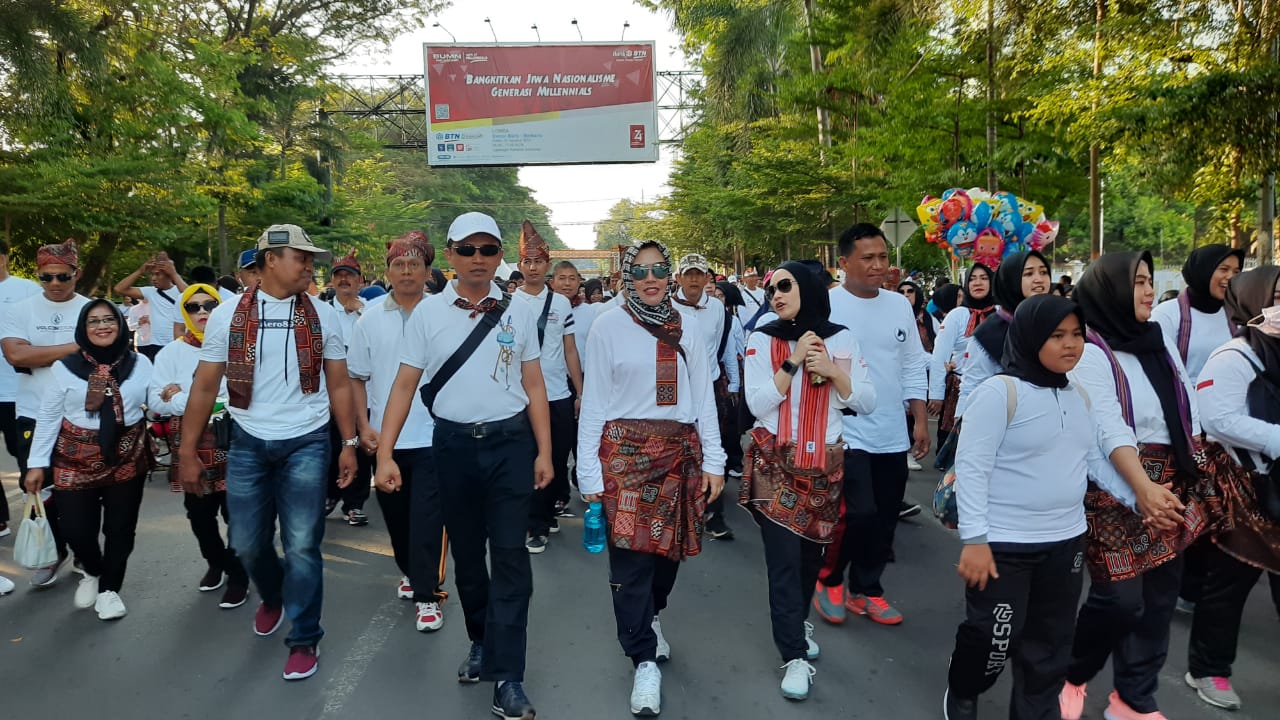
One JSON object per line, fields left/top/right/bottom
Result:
{"left": 1185, "top": 672, "right": 1241, "bottom": 710}
{"left": 30, "top": 554, "right": 68, "bottom": 588}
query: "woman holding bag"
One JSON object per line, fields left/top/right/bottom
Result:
{"left": 740, "top": 262, "right": 876, "bottom": 701}
{"left": 24, "top": 299, "right": 153, "bottom": 620}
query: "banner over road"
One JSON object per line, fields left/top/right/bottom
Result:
{"left": 423, "top": 43, "right": 659, "bottom": 166}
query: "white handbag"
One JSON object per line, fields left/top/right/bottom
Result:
{"left": 14, "top": 493, "right": 58, "bottom": 569}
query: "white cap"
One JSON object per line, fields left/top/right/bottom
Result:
{"left": 447, "top": 212, "right": 503, "bottom": 244}
{"left": 727, "top": 274, "right": 738, "bottom": 283}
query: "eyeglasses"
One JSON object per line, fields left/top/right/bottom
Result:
{"left": 85, "top": 317, "right": 118, "bottom": 328}
{"left": 450, "top": 243, "right": 503, "bottom": 257}
{"left": 183, "top": 300, "right": 219, "bottom": 314}
{"left": 765, "top": 278, "right": 795, "bottom": 298}
{"left": 630, "top": 263, "right": 670, "bottom": 280}
{"left": 38, "top": 272, "right": 74, "bottom": 283}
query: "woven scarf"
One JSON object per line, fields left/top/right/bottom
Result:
{"left": 621, "top": 241, "right": 685, "bottom": 406}
{"left": 182, "top": 330, "right": 202, "bottom": 349}
{"left": 81, "top": 352, "right": 127, "bottom": 463}
{"left": 770, "top": 337, "right": 831, "bottom": 469}
{"left": 964, "top": 305, "right": 996, "bottom": 335}
{"left": 227, "top": 286, "right": 323, "bottom": 410}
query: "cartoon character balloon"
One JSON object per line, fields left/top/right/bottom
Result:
{"left": 972, "top": 228, "right": 1005, "bottom": 268}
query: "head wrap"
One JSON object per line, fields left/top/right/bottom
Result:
{"left": 37, "top": 239, "right": 78, "bottom": 268}
{"left": 179, "top": 283, "right": 223, "bottom": 343}
{"left": 1225, "top": 266, "right": 1280, "bottom": 389}
{"left": 386, "top": 229, "right": 435, "bottom": 266}
{"left": 757, "top": 262, "right": 846, "bottom": 342}
{"left": 519, "top": 220, "right": 550, "bottom": 262}
{"left": 962, "top": 263, "right": 996, "bottom": 310}
{"left": 622, "top": 241, "right": 679, "bottom": 327}
{"left": 973, "top": 250, "right": 1050, "bottom": 361}
{"left": 61, "top": 299, "right": 137, "bottom": 463}
{"left": 1182, "top": 244, "right": 1244, "bottom": 314}
{"left": 1000, "top": 295, "right": 1084, "bottom": 390}
{"left": 332, "top": 248, "right": 361, "bottom": 275}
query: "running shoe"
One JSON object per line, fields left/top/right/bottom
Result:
{"left": 630, "top": 661, "right": 661, "bottom": 716}
{"left": 220, "top": 583, "right": 249, "bottom": 609}
{"left": 458, "top": 642, "right": 483, "bottom": 683}
{"left": 397, "top": 575, "right": 413, "bottom": 599}
{"left": 199, "top": 566, "right": 224, "bottom": 592}
{"left": 943, "top": 688, "right": 977, "bottom": 720}
{"left": 492, "top": 681, "right": 536, "bottom": 720}
{"left": 1102, "top": 690, "right": 1167, "bottom": 720}
{"left": 347, "top": 508, "right": 368, "bottom": 526}
{"left": 780, "top": 659, "right": 815, "bottom": 700}
{"left": 254, "top": 602, "right": 284, "bottom": 636}
{"left": 416, "top": 601, "right": 444, "bottom": 632}
{"left": 526, "top": 535, "right": 548, "bottom": 554}
{"left": 652, "top": 615, "right": 671, "bottom": 662}
{"left": 283, "top": 645, "right": 319, "bottom": 680}
{"left": 94, "top": 590, "right": 127, "bottom": 620}
{"left": 1059, "top": 681, "right": 1086, "bottom": 720}
{"left": 812, "top": 582, "right": 846, "bottom": 624}
{"left": 846, "top": 594, "right": 903, "bottom": 625}
{"left": 1185, "top": 673, "right": 1241, "bottom": 710}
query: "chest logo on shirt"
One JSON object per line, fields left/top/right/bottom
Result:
{"left": 546, "top": 310, "right": 560, "bottom": 325}
{"left": 895, "top": 328, "right": 907, "bottom": 342}
{"left": 492, "top": 315, "right": 516, "bottom": 388}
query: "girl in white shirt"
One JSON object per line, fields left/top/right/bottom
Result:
{"left": 741, "top": 262, "right": 876, "bottom": 702}
{"left": 929, "top": 264, "right": 995, "bottom": 443}
{"left": 1151, "top": 244, "right": 1243, "bottom": 383}
{"left": 150, "top": 283, "right": 248, "bottom": 609}
{"left": 24, "top": 299, "right": 153, "bottom": 621}
{"left": 578, "top": 240, "right": 725, "bottom": 717}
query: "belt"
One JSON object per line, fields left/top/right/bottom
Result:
{"left": 434, "top": 412, "right": 528, "bottom": 439}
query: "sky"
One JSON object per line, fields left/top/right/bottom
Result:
{"left": 338, "top": 1, "right": 690, "bottom": 249}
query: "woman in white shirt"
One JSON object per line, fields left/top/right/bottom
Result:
{"left": 741, "top": 262, "right": 875, "bottom": 702}
{"left": 23, "top": 299, "right": 153, "bottom": 621}
{"left": 1151, "top": 244, "right": 1243, "bottom": 383}
{"left": 929, "top": 264, "right": 996, "bottom": 445}
{"left": 578, "top": 240, "right": 726, "bottom": 717}
{"left": 945, "top": 295, "right": 1104, "bottom": 720}
{"left": 150, "top": 283, "right": 248, "bottom": 610}
{"left": 1183, "top": 266, "right": 1280, "bottom": 711}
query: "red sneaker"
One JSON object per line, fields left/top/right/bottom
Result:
{"left": 1103, "top": 691, "right": 1167, "bottom": 720}
{"left": 812, "top": 582, "right": 846, "bottom": 624}
{"left": 846, "top": 594, "right": 904, "bottom": 625}
{"left": 254, "top": 602, "right": 284, "bottom": 636}
{"left": 282, "top": 645, "right": 319, "bottom": 680}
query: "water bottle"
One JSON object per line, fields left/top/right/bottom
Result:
{"left": 582, "top": 502, "right": 606, "bottom": 554}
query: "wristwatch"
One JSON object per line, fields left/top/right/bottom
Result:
{"left": 780, "top": 359, "right": 800, "bottom": 376}
{"left": 341, "top": 436, "right": 360, "bottom": 447}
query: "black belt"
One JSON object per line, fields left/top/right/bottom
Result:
{"left": 434, "top": 412, "right": 528, "bottom": 439}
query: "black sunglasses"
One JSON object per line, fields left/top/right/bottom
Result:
{"left": 630, "top": 263, "right": 671, "bottom": 281}
{"left": 451, "top": 243, "right": 503, "bottom": 258}
{"left": 765, "top": 278, "right": 795, "bottom": 298}
{"left": 183, "top": 300, "right": 219, "bottom": 314}
{"left": 38, "top": 272, "right": 75, "bottom": 283}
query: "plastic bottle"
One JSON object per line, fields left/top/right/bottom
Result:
{"left": 582, "top": 502, "right": 606, "bottom": 554}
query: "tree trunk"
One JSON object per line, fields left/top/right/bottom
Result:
{"left": 1089, "top": 0, "right": 1105, "bottom": 260}
{"left": 986, "top": 0, "right": 997, "bottom": 191}
{"left": 218, "top": 203, "right": 229, "bottom": 274}
{"left": 77, "top": 232, "right": 120, "bottom": 296}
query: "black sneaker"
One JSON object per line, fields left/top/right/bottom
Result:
{"left": 943, "top": 688, "right": 977, "bottom": 720}
{"left": 458, "top": 642, "right": 483, "bottom": 683}
{"left": 554, "top": 500, "right": 575, "bottom": 518}
{"left": 347, "top": 509, "right": 368, "bottom": 526}
{"left": 548, "top": 518, "right": 560, "bottom": 535}
{"left": 526, "top": 535, "right": 548, "bottom": 554}
{"left": 898, "top": 502, "right": 922, "bottom": 520}
{"left": 492, "top": 681, "right": 536, "bottom": 720}
{"left": 706, "top": 513, "right": 734, "bottom": 540}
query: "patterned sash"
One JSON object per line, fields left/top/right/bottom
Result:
{"left": 226, "top": 287, "right": 324, "bottom": 409}
{"left": 1175, "top": 290, "right": 1237, "bottom": 366}
{"left": 739, "top": 427, "right": 844, "bottom": 542}
{"left": 623, "top": 306, "right": 684, "bottom": 406}
{"left": 1084, "top": 328, "right": 1195, "bottom": 443}
{"left": 770, "top": 337, "right": 831, "bottom": 469}
{"left": 51, "top": 420, "right": 152, "bottom": 490}
{"left": 1201, "top": 441, "right": 1280, "bottom": 573}
{"left": 600, "top": 419, "right": 705, "bottom": 561}
{"left": 167, "top": 415, "right": 228, "bottom": 495}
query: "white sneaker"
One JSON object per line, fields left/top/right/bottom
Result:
{"left": 74, "top": 575, "right": 100, "bottom": 609}
{"left": 780, "top": 658, "right": 815, "bottom": 700}
{"left": 907, "top": 456, "right": 923, "bottom": 471}
{"left": 94, "top": 590, "right": 127, "bottom": 620}
{"left": 652, "top": 615, "right": 671, "bottom": 662}
{"left": 396, "top": 576, "right": 413, "bottom": 600}
{"left": 804, "top": 620, "right": 820, "bottom": 660}
{"left": 0, "top": 575, "right": 14, "bottom": 595}
{"left": 630, "top": 661, "right": 662, "bottom": 716}
{"left": 415, "top": 601, "right": 444, "bottom": 632}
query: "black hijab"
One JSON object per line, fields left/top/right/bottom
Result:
{"left": 899, "top": 280, "right": 936, "bottom": 345}
{"left": 716, "top": 280, "right": 745, "bottom": 310}
{"left": 1182, "top": 244, "right": 1244, "bottom": 314}
{"left": 962, "top": 263, "right": 996, "bottom": 310}
{"left": 973, "top": 250, "right": 1049, "bottom": 360}
{"left": 61, "top": 299, "right": 138, "bottom": 463}
{"left": 757, "top": 261, "right": 845, "bottom": 342}
{"left": 931, "top": 283, "right": 960, "bottom": 321}
{"left": 1075, "top": 251, "right": 1196, "bottom": 474}
{"left": 1001, "top": 295, "right": 1084, "bottom": 390}
{"left": 1225, "top": 265, "right": 1280, "bottom": 388}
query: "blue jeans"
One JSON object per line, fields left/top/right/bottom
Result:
{"left": 226, "top": 423, "right": 330, "bottom": 647}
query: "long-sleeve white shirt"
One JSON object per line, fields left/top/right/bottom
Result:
{"left": 744, "top": 329, "right": 877, "bottom": 443}
{"left": 930, "top": 306, "right": 979, "bottom": 401}
{"left": 576, "top": 305, "right": 725, "bottom": 494}
{"left": 1151, "top": 298, "right": 1235, "bottom": 383}
{"left": 828, "top": 286, "right": 929, "bottom": 453}
{"left": 149, "top": 338, "right": 228, "bottom": 417}
{"left": 674, "top": 288, "right": 725, "bottom": 382}
{"left": 28, "top": 357, "right": 153, "bottom": 468}
{"left": 721, "top": 313, "right": 745, "bottom": 393}
{"left": 1197, "top": 338, "right": 1280, "bottom": 473}
{"left": 956, "top": 337, "right": 1000, "bottom": 418}
{"left": 348, "top": 294, "right": 434, "bottom": 449}
{"left": 1070, "top": 341, "right": 1200, "bottom": 450}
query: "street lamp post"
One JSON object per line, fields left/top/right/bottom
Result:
{"left": 432, "top": 22, "right": 456, "bottom": 42}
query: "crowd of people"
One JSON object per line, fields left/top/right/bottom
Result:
{"left": 1, "top": 218, "right": 1279, "bottom": 720}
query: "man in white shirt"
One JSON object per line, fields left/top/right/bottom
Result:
{"left": 737, "top": 267, "right": 766, "bottom": 326}
{"left": 324, "top": 249, "right": 371, "bottom": 526}
{"left": 373, "top": 211, "right": 552, "bottom": 720}
{"left": 1, "top": 239, "right": 91, "bottom": 586}
{"left": 178, "top": 224, "right": 358, "bottom": 683}
{"left": 515, "top": 222, "right": 583, "bottom": 554}
{"left": 348, "top": 230, "right": 449, "bottom": 633}
{"left": 0, "top": 239, "right": 41, "bottom": 538}
{"left": 814, "top": 223, "right": 930, "bottom": 627}
{"left": 113, "top": 251, "right": 188, "bottom": 361}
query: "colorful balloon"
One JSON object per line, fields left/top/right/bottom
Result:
{"left": 972, "top": 228, "right": 1005, "bottom": 268}
{"left": 940, "top": 198, "right": 966, "bottom": 227}
{"left": 947, "top": 221, "right": 979, "bottom": 258}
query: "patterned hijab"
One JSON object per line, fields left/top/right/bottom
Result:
{"left": 621, "top": 241, "right": 684, "bottom": 406}
{"left": 622, "top": 241, "right": 679, "bottom": 328}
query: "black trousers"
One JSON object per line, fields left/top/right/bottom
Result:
{"left": 607, "top": 544, "right": 680, "bottom": 666}
{"left": 0, "top": 401, "right": 21, "bottom": 525}
{"left": 819, "top": 449, "right": 909, "bottom": 597}
{"left": 528, "top": 397, "right": 576, "bottom": 536}
{"left": 1178, "top": 536, "right": 1213, "bottom": 603}
{"left": 55, "top": 476, "right": 146, "bottom": 593}
{"left": 183, "top": 491, "right": 248, "bottom": 586}
{"left": 1067, "top": 554, "right": 1183, "bottom": 713}
{"left": 14, "top": 415, "right": 67, "bottom": 557}
{"left": 948, "top": 537, "right": 1086, "bottom": 720}
{"left": 758, "top": 514, "right": 824, "bottom": 661}
{"left": 706, "top": 390, "right": 741, "bottom": 520}
{"left": 326, "top": 417, "right": 371, "bottom": 512}
{"left": 374, "top": 446, "right": 448, "bottom": 603}
{"left": 1188, "top": 544, "right": 1265, "bottom": 678}
{"left": 434, "top": 414, "right": 535, "bottom": 682}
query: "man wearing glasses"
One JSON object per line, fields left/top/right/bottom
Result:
{"left": 373, "top": 212, "right": 552, "bottom": 720}
{"left": 0, "top": 239, "right": 91, "bottom": 587}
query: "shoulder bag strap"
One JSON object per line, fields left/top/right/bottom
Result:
{"left": 536, "top": 291, "right": 554, "bottom": 348}
{"left": 999, "top": 376, "right": 1018, "bottom": 425}
{"left": 1176, "top": 290, "right": 1193, "bottom": 364}
{"left": 420, "top": 300, "right": 508, "bottom": 414}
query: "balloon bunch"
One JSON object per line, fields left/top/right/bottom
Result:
{"left": 917, "top": 188, "right": 1059, "bottom": 268}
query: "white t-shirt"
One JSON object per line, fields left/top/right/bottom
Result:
{"left": 140, "top": 286, "right": 182, "bottom": 346}
{"left": 400, "top": 281, "right": 541, "bottom": 424}
{"left": 0, "top": 293, "right": 91, "bottom": 417}
{"left": 738, "top": 285, "right": 767, "bottom": 326}
{"left": 347, "top": 293, "right": 434, "bottom": 449}
{"left": 28, "top": 355, "right": 153, "bottom": 468}
{"left": 572, "top": 301, "right": 600, "bottom": 367}
{"left": 327, "top": 295, "right": 368, "bottom": 348}
{"left": 149, "top": 338, "right": 229, "bottom": 417}
{"left": 126, "top": 301, "right": 153, "bottom": 347}
{"left": 1151, "top": 297, "right": 1235, "bottom": 383}
{"left": 512, "top": 285, "right": 575, "bottom": 401}
{"left": 0, "top": 275, "right": 41, "bottom": 402}
{"left": 199, "top": 291, "right": 346, "bottom": 440}
{"left": 674, "top": 288, "right": 725, "bottom": 381}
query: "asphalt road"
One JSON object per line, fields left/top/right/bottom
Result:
{"left": 1, "top": 450, "right": 1278, "bottom": 720}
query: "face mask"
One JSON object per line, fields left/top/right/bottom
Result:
{"left": 1247, "top": 305, "right": 1280, "bottom": 337}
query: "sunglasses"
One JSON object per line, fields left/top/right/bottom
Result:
{"left": 630, "top": 263, "right": 670, "bottom": 280}
{"left": 38, "top": 272, "right": 75, "bottom": 283}
{"left": 183, "top": 300, "right": 219, "bottom": 314}
{"left": 765, "top": 278, "right": 795, "bottom": 298}
{"left": 85, "top": 317, "right": 118, "bottom": 328}
{"left": 451, "top": 243, "right": 503, "bottom": 258}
